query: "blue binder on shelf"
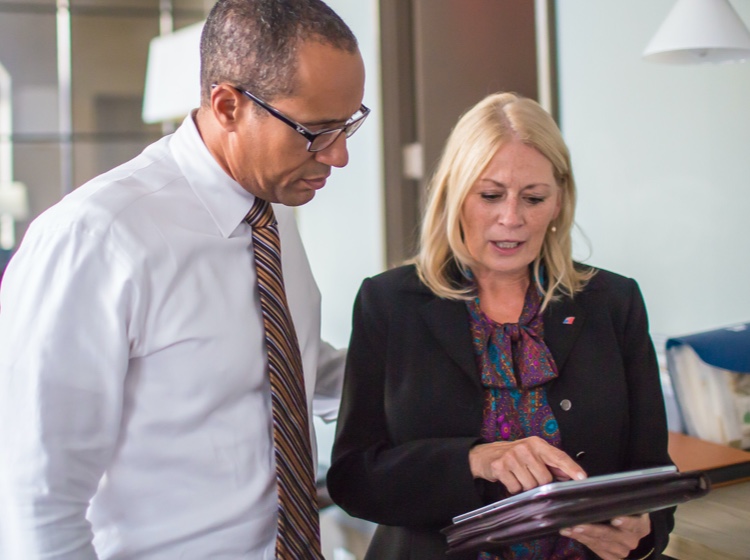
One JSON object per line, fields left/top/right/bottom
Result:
{"left": 666, "top": 323, "right": 750, "bottom": 449}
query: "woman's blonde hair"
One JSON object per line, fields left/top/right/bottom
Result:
{"left": 415, "top": 92, "right": 593, "bottom": 310}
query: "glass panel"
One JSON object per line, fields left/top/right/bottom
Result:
{"left": 14, "top": 142, "right": 62, "bottom": 223}
{"left": 0, "top": 12, "right": 58, "bottom": 135}
{"left": 0, "top": 10, "right": 60, "bottom": 234}
{"left": 72, "top": 0, "right": 159, "bottom": 10}
{"left": 70, "top": 0, "right": 207, "bottom": 18}
{"left": 174, "top": 12, "right": 207, "bottom": 31}
{"left": 0, "top": 0, "right": 207, "bottom": 238}
{"left": 173, "top": 0, "right": 209, "bottom": 20}
{"left": 0, "top": 0, "right": 55, "bottom": 8}
{"left": 70, "top": 12, "right": 161, "bottom": 186}
{"left": 173, "top": 0, "right": 208, "bottom": 31}
{"left": 174, "top": 0, "right": 210, "bottom": 10}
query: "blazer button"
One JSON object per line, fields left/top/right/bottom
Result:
{"left": 560, "top": 399, "right": 572, "bottom": 411}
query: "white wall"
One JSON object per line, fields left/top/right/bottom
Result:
{"left": 295, "top": 0, "right": 385, "bottom": 350}
{"left": 294, "top": 2, "right": 384, "bottom": 473}
{"left": 557, "top": 0, "right": 750, "bottom": 339}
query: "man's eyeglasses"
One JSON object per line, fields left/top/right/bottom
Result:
{"left": 230, "top": 86, "right": 370, "bottom": 153}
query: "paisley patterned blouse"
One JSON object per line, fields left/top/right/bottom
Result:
{"left": 467, "top": 282, "right": 587, "bottom": 560}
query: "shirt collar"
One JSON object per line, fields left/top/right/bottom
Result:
{"left": 169, "top": 111, "right": 256, "bottom": 238}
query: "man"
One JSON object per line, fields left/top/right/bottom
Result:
{"left": 0, "top": 1, "right": 367, "bottom": 558}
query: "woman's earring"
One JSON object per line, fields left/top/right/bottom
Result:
{"left": 550, "top": 225, "right": 557, "bottom": 233}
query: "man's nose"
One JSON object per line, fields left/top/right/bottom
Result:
{"left": 314, "top": 133, "right": 349, "bottom": 168}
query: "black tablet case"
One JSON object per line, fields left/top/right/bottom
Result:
{"left": 442, "top": 467, "right": 710, "bottom": 554}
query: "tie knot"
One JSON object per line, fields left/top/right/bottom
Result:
{"left": 245, "top": 197, "right": 276, "bottom": 229}
{"left": 504, "top": 323, "right": 522, "bottom": 342}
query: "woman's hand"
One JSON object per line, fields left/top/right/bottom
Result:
{"left": 468, "top": 436, "right": 586, "bottom": 494}
{"left": 560, "top": 514, "right": 651, "bottom": 560}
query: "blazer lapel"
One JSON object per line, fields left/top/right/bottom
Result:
{"left": 415, "top": 286, "right": 584, "bottom": 385}
{"left": 544, "top": 296, "right": 586, "bottom": 371}
{"left": 419, "top": 297, "right": 479, "bottom": 385}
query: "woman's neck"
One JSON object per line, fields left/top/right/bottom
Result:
{"left": 475, "top": 271, "right": 530, "bottom": 324}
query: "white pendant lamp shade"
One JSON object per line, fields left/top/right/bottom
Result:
{"left": 142, "top": 21, "right": 204, "bottom": 123}
{"left": 644, "top": 0, "right": 750, "bottom": 64}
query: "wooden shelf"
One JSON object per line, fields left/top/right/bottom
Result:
{"left": 668, "top": 431, "right": 750, "bottom": 486}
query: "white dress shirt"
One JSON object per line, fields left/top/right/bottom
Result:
{"left": 0, "top": 114, "right": 345, "bottom": 560}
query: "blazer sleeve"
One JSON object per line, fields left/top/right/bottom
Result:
{"left": 621, "top": 279, "right": 675, "bottom": 558}
{"left": 326, "top": 277, "right": 486, "bottom": 528}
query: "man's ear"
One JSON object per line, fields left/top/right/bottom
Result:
{"left": 210, "top": 84, "right": 243, "bottom": 131}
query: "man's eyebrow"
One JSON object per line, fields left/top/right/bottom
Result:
{"left": 302, "top": 116, "right": 350, "bottom": 128}
{"left": 304, "top": 118, "right": 343, "bottom": 127}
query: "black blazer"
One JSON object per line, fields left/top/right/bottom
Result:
{"left": 327, "top": 264, "right": 674, "bottom": 560}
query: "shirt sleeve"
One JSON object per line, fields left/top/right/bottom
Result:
{"left": 311, "top": 340, "right": 346, "bottom": 422}
{"left": 0, "top": 220, "right": 135, "bottom": 559}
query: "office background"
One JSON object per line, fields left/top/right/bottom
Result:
{"left": 2, "top": 0, "right": 750, "bottom": 554}
{"left": 3, "top": 0, "right": 750, "bottom": 354}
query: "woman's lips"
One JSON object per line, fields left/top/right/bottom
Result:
{"left": 493, "top": 241, "right": 521, "bottom": 249}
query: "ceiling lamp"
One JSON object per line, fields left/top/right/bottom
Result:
{"left": 643, "top": 0, "right": 750, "bottom": 64}
{"left": 142, "top": 21, "right": 204, "bottom": 124}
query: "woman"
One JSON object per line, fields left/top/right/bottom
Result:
{"left": 326, "top": 93, "right": 674, "bottom": 559}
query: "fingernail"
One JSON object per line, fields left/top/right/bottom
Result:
{"left": 612, "top": 518, "right": 623, "bottom": 526}
{"left": 560, "top": 529, "right": 571, "bottom": 536}
{"left": 574, "top": 526, "right": 584, "bottom": 533}
{"left": 576, "top": 473, "right": 586, "bottom": 480}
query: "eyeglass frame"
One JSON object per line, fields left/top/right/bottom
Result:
{"left": 212, "top": 84, "right": 370, "bottom": 153}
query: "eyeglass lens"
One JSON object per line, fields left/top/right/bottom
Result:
{"left": 309, "top": 113, "right": 367, "bottom": 152}
{"left": 309, "top": 130, "right": 342, "bottom": 152}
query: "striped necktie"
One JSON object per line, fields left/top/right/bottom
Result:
{"left": 245, "top": 198, "right": 323, "bottom": 559}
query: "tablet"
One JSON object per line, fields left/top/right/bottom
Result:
{"left": 452, "top": 465, "right": 678, "bottom": 524}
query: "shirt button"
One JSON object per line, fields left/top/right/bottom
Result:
{"left": 560, "top": 399, "right": 572, "bottom": 411}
